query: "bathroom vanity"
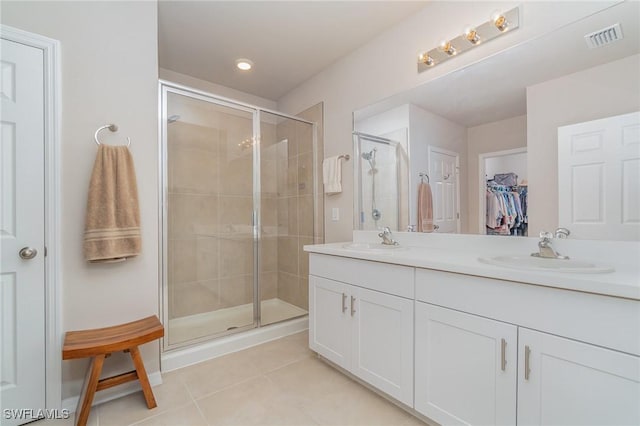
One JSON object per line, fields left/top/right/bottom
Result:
{"left": 305, "top": 233, "right": 640, "bottom": 425}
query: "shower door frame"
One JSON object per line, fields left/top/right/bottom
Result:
{"left": 159, "top": 80, "right": 317, "bottom": 352}
{"left": 352, "top": 131, "right": 403, "bottom": 231}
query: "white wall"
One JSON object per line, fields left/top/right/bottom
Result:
{"left": 526, "top": 54, "right": 640, "bottom": 235}
{"left": 485, "top": 153, "right": 527, "bottom": 184}
{"left": 467, "top": 115, "right": 527, "bottom": 233}
{"left": 1, "top": 1, "right": 159, "bottom": 400}
{"left": 277, "top": 1, "right": 620, "bottom": 242}
{"left": 409, "top": 105, "right": 467, "bottom": 232}
{"left": 160, "top": 68, "right": 277, "bottom": 110}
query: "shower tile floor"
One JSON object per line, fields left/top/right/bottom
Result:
{"left": 169, "top": 298, "right": 308, "bottom": 345}
{"left": 42, "top": 331, "right": 427, "bottom": 426}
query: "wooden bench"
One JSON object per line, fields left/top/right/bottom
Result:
{"left": 62, "top": 315, "right": 164, "bottom": 426}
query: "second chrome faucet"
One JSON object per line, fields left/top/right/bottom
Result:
{"left": 531, "top": 229, "right": 570, "bottom": 260}
{"left": 378, "top": 227, "right": 399, "bottom": 246}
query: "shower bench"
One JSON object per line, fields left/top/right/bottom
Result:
{"left": 62, "top": 315, "right": 164, "bottom": 426}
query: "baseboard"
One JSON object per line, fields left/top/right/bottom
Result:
{"left": 61, "top": 371, "right": 163, "bottom": 413}
{"left": 162, "top": 317, "right": 309, "bottom": 372}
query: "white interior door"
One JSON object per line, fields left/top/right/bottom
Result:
{"left": 0, "top": 38, "right": 46, "bottom": 424}
{"left": 558, "top": 111, "right": 640, "bottom": 240}
{"left": 429, "top": 147, "right": 459, "bottom": 233}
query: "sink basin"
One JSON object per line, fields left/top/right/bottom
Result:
{"left": 342, "top": 243, "right": 406, "bottom": 252}
{"left": 478, "top": 255, "right": 614, "bottom": 274}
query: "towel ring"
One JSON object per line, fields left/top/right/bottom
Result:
{"left": 94, "top": 124, "right": 131, "bottom": 147}
{"left": 419, "top": 172, "right": 429, "bottom": 183}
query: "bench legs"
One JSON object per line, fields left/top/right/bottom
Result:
{"left": 76, "top": 354, "right": 105, "bottom": 426}
{"left": 73, "top": 347, "right": 157, "bottom": 426}
{"left": 129, "top": 346, "right": 157, "bottom": 409}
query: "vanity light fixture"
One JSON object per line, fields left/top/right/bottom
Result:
{"left": 464, "top": 27, "right": 480, "bottom": 45}
{"left": 235, "top": 58, "right": 253, "bottom": 71}
{"left": 418, "top": 52, "right": 435, "bottom": 66}
{"left": 439, "top": 40, "right": 457, "bottom": 56}
{"left": 417, "top": 6, "right": 519, "bottom": 73}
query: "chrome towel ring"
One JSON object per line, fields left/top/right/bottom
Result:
{"left": 94, "top": 124, "right": 131, "bottom": 147}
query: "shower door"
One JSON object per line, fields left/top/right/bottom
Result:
{"left": 163, "top": 88, "right": 258, "bottom": 347}
{"left": 161, "top": 83, "right": 314, "bottom": 349}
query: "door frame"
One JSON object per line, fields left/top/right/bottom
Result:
{"left": 427, "top": 145, "right": 461, "bottom": 233}
{"left": 1, "top": 25, "right": 62, "bottom": 409}
{"left": 478, "top": 147, "right": 527, "bottom": 233}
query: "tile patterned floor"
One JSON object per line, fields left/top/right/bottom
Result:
{"left": 43, "top": 331, "right": 428, "bottom": 426}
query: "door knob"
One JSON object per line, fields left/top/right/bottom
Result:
{"left": 19, "top": 247, "right": 38, "bottom": 260}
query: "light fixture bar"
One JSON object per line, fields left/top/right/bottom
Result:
{"left": 418, "top": 6, "right": 519, "bottom": 73}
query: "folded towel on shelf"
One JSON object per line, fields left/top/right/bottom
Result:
{"left": 84, "top": 145, "right": 141, "bottom": 262}
{"left": 417, "top": 182, "right": 435, "bottom": 232}
{"left": 323, "top": 156, "right": 342, "bottom": 195}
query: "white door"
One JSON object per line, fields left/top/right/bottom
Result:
{"left": 415, "top": 303, "right": 517, "bottom": 425}
{"left": 518, "top": 328, "right": 640, "bottom": 425}
{"left": 429, "top": 147, "right": 460, "bottom": 233}
{"left": 350, "top": 287, "right": 413, "bottom": 406}
{"left": 0, "top": 38, "right": 46, "bottom": 423}
{"left": 558, "top": 111, "right": 640, "bottom": 240}
{"left": 308, "top": 276, "right": 351, "bottom": 370}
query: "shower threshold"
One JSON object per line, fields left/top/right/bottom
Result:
{"left": 168, "top": 298, "right": 308, "bottom": 346}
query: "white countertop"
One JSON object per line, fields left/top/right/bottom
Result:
{"left": 304, "top": 239, "right": 640, "bottom": 301}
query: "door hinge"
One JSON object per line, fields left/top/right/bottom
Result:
{"left": 44, "top": 246, "right": 48, "bottom": 257}
{"left": 456, "top": 212, "right": 460, "bottom": 219}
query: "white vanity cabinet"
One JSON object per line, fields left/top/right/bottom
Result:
{"left": 415, "top": 268, "right": 640, "bottom": 426}
{"left": 309, "top": 254, "right": 414, "bottom": 406}
{"left": 414, "top": 303, "right": 518, "bottom": 425}
{"left": 517, "top": 328, "right": 640, "bottom": 426}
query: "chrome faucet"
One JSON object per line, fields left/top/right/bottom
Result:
{"left": 378, "top": 227, "right": 399, "bottom": 245}
{"left": 532, "top": 231, "right": 569, "bottom": 260}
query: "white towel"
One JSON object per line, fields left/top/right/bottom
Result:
{"left": 323, "top": 156, "right": 342, "bottom": 195}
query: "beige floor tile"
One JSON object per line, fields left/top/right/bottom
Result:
{"left": 37, "top": 410, "right": 97, "bottom": 426}
{"left": 131, "top": 403, "right": 207, "bottom": 426}
{"left": 197, "top": 375, "right": 317, "bottom": 426}
{"left": 244, "top": 331, "right": 313, "bottom": 374}
{"left": 303, "top": 378, "right": 416, "bottom": 426}
{"left": 174, "top": 348, "right": 262, "bottom": 399}
{"left": 97, "top": 372, "right": 191, "bottom": 426}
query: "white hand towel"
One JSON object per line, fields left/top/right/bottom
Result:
{"left": 323, "top": 156, "right": 342, "bottom": 195}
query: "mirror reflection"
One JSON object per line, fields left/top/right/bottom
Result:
{"left": 353, "top": 2, "right": 640, "bottom": 240}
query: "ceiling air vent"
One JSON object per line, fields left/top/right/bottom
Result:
{"left": 584, "top": 23, "right": 623, "bottom": 49}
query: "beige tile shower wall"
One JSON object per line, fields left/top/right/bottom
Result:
{"left": 276, "top": 103, "right": 324, "bottom": 311}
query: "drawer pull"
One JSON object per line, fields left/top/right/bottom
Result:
{"left": 350, "top": 296, "right": 356, "bottom": 316}
{"left": 524, "top": 345, "right": 531, "bottom": 380}
{"left": 341, "top": 293, "right": 347, "bottom": 313}
{"left": 501, "top": 338, "right": 507, "bottom": 371}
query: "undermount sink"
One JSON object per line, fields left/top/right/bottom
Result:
{"left": 478, "top": 255, "right": 615, "bottom": 274}
{"left": 342, "top": 242, "right": 406, "bottom": 252}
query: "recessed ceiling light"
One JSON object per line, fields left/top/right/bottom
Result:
{"left": 236, "top": 59, "right": 253, "bottom": 71}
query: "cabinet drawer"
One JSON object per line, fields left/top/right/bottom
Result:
{"left": 309, "top": 253, "right": 414, "bottom": 299}
{"left": 416, "top": 268, "right": 640, "bottom": 356}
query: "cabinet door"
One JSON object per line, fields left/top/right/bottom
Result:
{"left": 518, "top": 328, "right": 640, "bottom": 426}
{"left": 309, "top": 275, "right": 351, "bottom": 369}
{"left": 415, "top": 303, "right": 517, "bottom": 425}
{"left": 351, "top": 287, "right": 414, "bottom": 406}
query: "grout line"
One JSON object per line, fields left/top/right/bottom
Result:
{"left": 183, "top": 381, "right": 211, "bottom": 426}
{"left": 126, "top": 400, "right": 195, "bottom": 426}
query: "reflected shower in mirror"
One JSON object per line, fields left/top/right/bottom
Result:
{"left": 353, "top": 132, "right": 409, "bottom": 231}
{"left": 353, "top": 1, "right": 640, "bottom": 240}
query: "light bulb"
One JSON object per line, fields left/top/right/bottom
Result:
{"left": 439, "top": 40, "right": 456, "bottom": 56}
{"left": 464, "top": 27, "right": 480, "bottom": 44}
{"left": 418, "top": 52, "right": 434, "bottom": 66}
{"left": 491, "top": 11, "right": 508, "bottom": 31}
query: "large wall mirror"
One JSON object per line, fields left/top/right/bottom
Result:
{"left": 353, "top": 2, "right": 639, "bottom": 240}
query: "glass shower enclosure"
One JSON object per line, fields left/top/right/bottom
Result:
{"left": 160, "top": 82, "right": 316, "bottom": 349}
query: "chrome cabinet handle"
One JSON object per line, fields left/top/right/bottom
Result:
{"left": 501, "top": 338, "right": 507, "bottom": 371}
{"left": 342, "top": 293, "right": 347, "bottom": 313}
{"left": 524, "top": 345, "right": 531, "bottom": 380}
{"left": 350, "top": 296, "right": 356, "bottom": 316}
{"left": 19, "top": 247, "right": 38, "bottom": 260}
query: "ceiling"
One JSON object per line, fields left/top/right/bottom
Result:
{"left": 355, "top": 1, "right": 640, "bottom": 127}
{"left": 158, "top": 1, "right": 428, "bottom": 100}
